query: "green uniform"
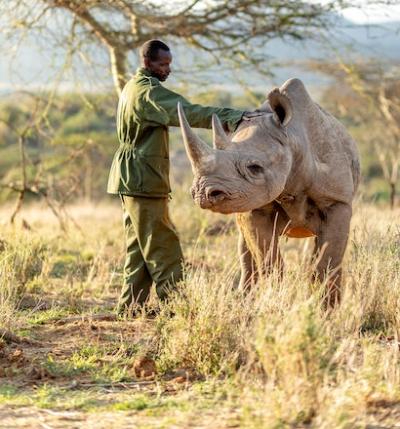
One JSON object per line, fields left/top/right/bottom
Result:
{"left": 107, "top": 67, "right": 244, "bottom": 312}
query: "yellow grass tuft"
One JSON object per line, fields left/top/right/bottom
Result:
{"left": 0, "top": 192, "right": 399, "bottom": 427}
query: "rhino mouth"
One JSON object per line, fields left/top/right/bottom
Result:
{"left": 193, "top": 183, "right": 281, "bottom": 214}
{"left": 193, "top": 189, "right": 256, "bottom": 214}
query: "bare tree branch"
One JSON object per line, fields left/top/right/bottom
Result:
{"left": 0, "top": 0, "right": 368, "bottom": 94}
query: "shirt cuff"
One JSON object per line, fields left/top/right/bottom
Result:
{"left": 226, "top": 110, "right": 246, "bottom": 132}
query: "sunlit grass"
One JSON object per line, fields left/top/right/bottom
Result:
{"left": 0, "top": 189, "right": 399, "bottom": 427}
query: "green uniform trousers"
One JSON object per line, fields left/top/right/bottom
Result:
{"left": 117, "top": 195, "right": 183, "bottom": 314}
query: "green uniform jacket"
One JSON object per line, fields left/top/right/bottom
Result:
{"left": 107, "top": 68, "right": 244, "bottom": 197}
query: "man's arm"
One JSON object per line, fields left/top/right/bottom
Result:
{"left": 143, "top": 84, "right": 244, "bottom": 132}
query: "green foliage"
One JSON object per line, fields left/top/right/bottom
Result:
{"left": 43, "top": 353, "right": 97, "bottom": 378}
{"left": 0, "top": 83, "right": 395, "bottom": 204}
{"left": 0, "top": 91, "right": 116, "bottom": 201}
{"left": 27, "top": 308, "right": 70, "bottom": 326}
{"left": 41, "top": 343, "right": 141, "bottom": 383}
{"left": 112, "top": 396, "right": 150, "bottom": 411}
{"left": 0, "top": 384, "right": 19, "bottom": 399}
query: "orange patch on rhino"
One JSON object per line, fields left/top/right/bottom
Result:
{"left": 285, "top": 227, "right": 315, "bottom": 238}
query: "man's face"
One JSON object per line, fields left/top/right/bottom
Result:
{"left": 145, "top": 49, "right": 172, "bottom": 81}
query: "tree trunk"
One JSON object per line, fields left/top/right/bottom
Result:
{"left": 390, "top": 182, "right": 396, "bottom": 210}
{"left": 84, "top": 149, "right": 93, "bottom": 203}
{"left": 110, "top": 47, "right": 128, "bottom": 96}
{"left": 10, "top": 135, "right": 27, "bottom": 223}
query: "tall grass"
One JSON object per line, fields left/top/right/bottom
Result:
{"left": 0, "top": 232, "right": 47, "bottom": 330}
{"left": 0, "top": 196, "right": 399, "bottom": 426}
{"left": 0, "top": 202, "right": 124, "bottom": 331}
{"left": 155, "top": 201, "right": 400, "bottom": 426}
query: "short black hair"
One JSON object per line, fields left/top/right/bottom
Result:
{"left": 140, "top": 40, "right": 170, "bottom": 61}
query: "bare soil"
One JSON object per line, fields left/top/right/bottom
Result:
{"left": 0, "top": 312, "right": 217, "bottom": 429}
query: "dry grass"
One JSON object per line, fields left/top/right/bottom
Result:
{"left": 0, "top": 188, "right": 400, "bottom": 428}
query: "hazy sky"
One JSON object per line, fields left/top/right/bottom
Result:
{"left": 0, "top": 1, "right": 399, "bottom": 92}
{"left": 162, "top": 0, "right": 400, "bottom": 24}
{"left": 341, "top": 3, "right": 400, "bottom": 23}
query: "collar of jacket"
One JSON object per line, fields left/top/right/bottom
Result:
{"left": 136, "top": 67, "right": 158, "bottom": 80}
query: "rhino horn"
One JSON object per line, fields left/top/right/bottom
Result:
{"left": 178, "top": 102, "right": 212, "bottom": 171}
{"left": 268, "top": 88, "right": 293, "bottom": 127}
{"left": 212, "top": 114, "right": 230, "bottom": 150}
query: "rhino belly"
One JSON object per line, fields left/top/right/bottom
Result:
{"left": 285, "top": 227, "right": 315, "bottom": 238}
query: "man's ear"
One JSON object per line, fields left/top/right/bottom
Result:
{"left": 267, "top": 88, "right": 293, "bottom": 127}
{"left": 143, "top": 57, "right": 151, "bottom": 69}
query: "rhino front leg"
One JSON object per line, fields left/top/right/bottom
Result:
{"left": 237, "top": 206, "right": 287, "bottom": 290}
{"left": 313, "top": 202, "right": 352, "bottom": 308}
{"left": 238, "top": 230, "right": 258, "bottom": 290}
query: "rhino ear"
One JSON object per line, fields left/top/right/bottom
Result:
{"left": 256, "top": 101, "right": 273, "bottom": 113}
{"left": 267, "top": 88, "right": 293, "bottom": 127}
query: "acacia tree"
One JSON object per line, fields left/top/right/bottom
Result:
{"left": 2, "top": 0, "right": 392, "bottom": 96}
{"left": 0, "top": 92, "right": 105, "bottom": 227}
{"left": 0, "top": 0, "right": 397, "bottom": 216}
{"left": 342, "top": 64, "right": 400, "bottom": 208}
{"left": 376, "top": 80, "right": 400, "bottom": 209}
{"left": 310, "top": 61, "right": 400, "bottom": 208}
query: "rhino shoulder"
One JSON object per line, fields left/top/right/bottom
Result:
{"left": 299, "top": 102, "right": 360, "bottom": 202}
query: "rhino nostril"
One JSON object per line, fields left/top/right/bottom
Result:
{"left": 209, "top": 190, "right": 225, "bottom": 198}
{"left": 206, "top": 188, "right": 227, "bottom": 202}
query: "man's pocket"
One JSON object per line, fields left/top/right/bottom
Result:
{"left": 139, "top": 155, "right": 171, "bottom": 195}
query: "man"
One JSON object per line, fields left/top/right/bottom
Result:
{"left": 107, "top": 39, "right": 256, "bottom": 316}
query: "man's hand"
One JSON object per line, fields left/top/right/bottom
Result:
{"left": 241, "top": 110, "right": 268, "bottom": 121}
{"left": 222, "top": 111, "right": 268, "bottom": 133}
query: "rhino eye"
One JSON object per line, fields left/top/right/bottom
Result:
{"left": 247, "top": 163, "right": 264, "bottom": 175}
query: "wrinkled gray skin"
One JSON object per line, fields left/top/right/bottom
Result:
{"left": 178, "top": 78, "right": 360, "bottom": 307}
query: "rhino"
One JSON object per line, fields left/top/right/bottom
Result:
{"left": 177, "top": 78, "right": 360, "bottom": 307}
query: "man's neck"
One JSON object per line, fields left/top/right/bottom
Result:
{"left": 140, "top": 67, "right": 153, "bottom": 77}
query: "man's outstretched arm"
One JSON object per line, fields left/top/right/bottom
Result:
{"left": 143, "top": 84, "right": 244, "bottom": 131}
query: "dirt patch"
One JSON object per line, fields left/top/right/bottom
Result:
{"left": 0, "top": 316, "right": 155, "bottom": 388}
{"left": 0, "top": 309, "right": 213, "bottom": 429}
{"left": 17, "top": 294, "right": 51, "bottom": 311}
{"left": 0, "top": 403, "right": 239, "bottom": 429}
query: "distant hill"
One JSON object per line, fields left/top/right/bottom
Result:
{"left": 171, "top": 17, "right": 400, "bottom": 96}
{"left": 0, "top": 15, "right": 399, "bottom": 95}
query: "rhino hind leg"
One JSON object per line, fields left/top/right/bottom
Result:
{"left": 237, "top": 205, "right": 288, "bottom": 290}
{"left": 312, "top": 202, "right": 352, "bottom": 308}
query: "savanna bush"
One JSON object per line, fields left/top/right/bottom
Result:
{"left": 156, "top": 269, "right": 252, "bottom": 376}
{"left": 347, "top": 224, "right": 400, "bottom": 335}
{"left": 154, "top": 204, "right": 400, "bottom": 427}
{"left": 0, "top": 233, "right": 48, "bottom": 326}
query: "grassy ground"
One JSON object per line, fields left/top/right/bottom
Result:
{"left": 1, "top": 185, "right": 400, "bottom": 428}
